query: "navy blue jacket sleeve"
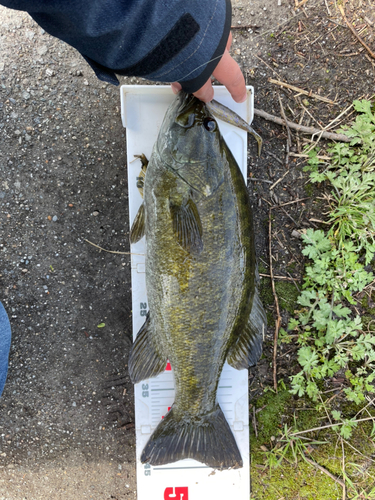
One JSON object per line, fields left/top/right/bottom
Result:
{"left": 1, "top": 0, "right": 231, "bottom": 92}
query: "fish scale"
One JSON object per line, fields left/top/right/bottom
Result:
{"left": 121, "top": 85, "right": 263, "bottom": 500}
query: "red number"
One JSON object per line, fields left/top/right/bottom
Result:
{"left": 164, "top": 487, "right": 188, "bottom": 500}
{"left": 161, "top": 407, "right": 171, "bottom": 419}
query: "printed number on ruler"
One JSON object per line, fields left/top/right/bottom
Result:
{"left": 164, "top": 487, "right": 189, "bottom": 500}
{"left": 142, "top": 383, "right": 149, "bottom": 398}
{"left": 140, "top": 302, "right": 147, "bottom": 317}
{"left": 144, "top": 463, "right": 151, "bottom": 477}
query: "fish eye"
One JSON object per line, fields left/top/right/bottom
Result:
{"left": 203, "top": 117, "right": 217, "bottom": 132}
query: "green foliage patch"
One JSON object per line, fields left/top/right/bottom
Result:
{"left": 280, "top": 99, "right": 375, "bottom": 428}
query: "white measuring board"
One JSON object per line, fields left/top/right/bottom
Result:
{"left": 121, "top": 85, "right": 255, "bottom": 500}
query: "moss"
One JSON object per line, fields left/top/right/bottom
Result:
{"left": 286, "top": 262, "right": 297, "bottom": 274}
{"left": 252, "top": 389, "right": 292, "bottom": 445}
{"left": 304, "top": 182, "right": 315, "bottom": 197}
{"left": 275, "top": 281, "right": 300, "bottom": 315}
{"left": 250, "top": 408, "right": 375, "bottom": 500}
{"left": 360, "top": 292, "right": 375, "bottom": 330}
{"left": 251, "top": 460, "right": 343, "bottom": 500}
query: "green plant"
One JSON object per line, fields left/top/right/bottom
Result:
{"left": 282, "top": 99, "right": 375, "bottom": 418}
{"left": 263, "top": 420, "right": 327, "bottom": 469}
{"left": 306, "top": 99, "right": 375, "bottom": 264}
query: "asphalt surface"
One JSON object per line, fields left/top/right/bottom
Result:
{"left": 0, "top": 1, "right": 294, "bottom": 498}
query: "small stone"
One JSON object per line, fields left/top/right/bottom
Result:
{"left": 37, "top": 45, "right": 48, "bottom": 56}
{"left": 22, "top": 91, "right": 30, "bottom": 100}
{"left": 52, "top": 215, "right": 58, "bottom": 222}
{"left": 45, "top": 68, "right": 55, "bottom": 77}
{"left": 292, "top": 230, "right": 302, "bottom": 239}
{"left": 25, "top": 134, "right": 32, "bottom": 141}
{"left": 0, "top": 62, "right": 4, "bottom": 71}
{"left": 92, "top": 211, "right": 99, "bottom": 217}
{"left": 83, "top": 79, "right": 89, "bottom": 86}
{"left": 14, "top": 130, "right": 21, "bottom": 136}
{"left": 234, "top": 48, "right": 241, "bottom": 55}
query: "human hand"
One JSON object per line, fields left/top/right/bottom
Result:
{"left": 171, "top": 32, "right": 246, "bottom": 103}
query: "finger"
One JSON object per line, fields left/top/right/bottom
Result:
{"left": 171, "top": 82, "right": 182, "bottom": 94}
{"left": 213, "top": 50, "right": 246, "bottom": 103}
{"left": 171, "top": 79, "right": 214, "bottom": 102}
{"left": 226, "top": 31, "right": 232, "bottom": 51}
{"left": 192, "top": 78, "right": 214, "bottom": 103}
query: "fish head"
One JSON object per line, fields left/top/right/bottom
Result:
{"left": 158, "top": 92, "right": 225, "bottom": 197}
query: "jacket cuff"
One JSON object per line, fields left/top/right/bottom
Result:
{"left": 180, "top": 0, "right": 231, "bottom": 94}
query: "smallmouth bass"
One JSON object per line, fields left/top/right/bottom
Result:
{"left": 129, "top": 92, "right": 266, "bottom": 470}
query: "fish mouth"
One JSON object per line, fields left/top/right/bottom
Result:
{"left": 174, "top": 92, "right": 209, "bottom": 129}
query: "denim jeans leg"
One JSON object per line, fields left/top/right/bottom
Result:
{"left": 0, "top": 301, "right": 11, "bottom": 396}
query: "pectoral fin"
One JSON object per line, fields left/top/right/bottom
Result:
{"left": 170, "top": 198, "right": 203, "bottom": 254}
{"left": 227, "top": 291, "right": 267, "bottom": 369}
{"left": 130, "top": 202, "right": 145, "bottom": 244}
{"left": 128, "top": 313, "right": 167, "bottom": 383}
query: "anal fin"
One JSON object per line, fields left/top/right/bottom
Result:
{"left": 227, "top": 290, "right": 267, "bottom": 370}
{"left": 128, "top": 313, "right": 167, "bottom": 383}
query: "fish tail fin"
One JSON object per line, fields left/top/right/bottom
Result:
{"left": 141, "top": 404, "right": 243, "bottom": 469}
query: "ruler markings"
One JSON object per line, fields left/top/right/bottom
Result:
{"left": 153, "top": 466, "right": 210, "bottom": 471}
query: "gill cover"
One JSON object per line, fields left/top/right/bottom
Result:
{"left": 157, "top": 93, "right": 225, "bottom": 197}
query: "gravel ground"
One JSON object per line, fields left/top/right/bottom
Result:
{"left": 0, "top": 6, "right": 137, "bottom": 499}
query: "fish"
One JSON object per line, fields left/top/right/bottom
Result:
{"left": 128, "top": 92, "right": 266, "bottom": 470}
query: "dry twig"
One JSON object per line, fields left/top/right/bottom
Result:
{"left": 84, "top": 238, "right": 143, "bottom": 256}
{"left": 289, "top": 417, "right": 375, "bottom": 437}
{"left": 278, "top": 95, "right": 292, "bottom": 165}
{"left": 341, "top": 438, "right": 346, "bottom": 500}
{"left": 269, "top": 207, "right": 282, "bottom": 391}
{"left": 339, "top": 5, "right": 375, "bottom": 60}
{"left": 270, "top": 170, "right": 291, "bottom": 191}
{"left": 303, "top": 456, "right": 346, "bottom": 488}
{"left": 231, "top": 24, "right": 259, "bottom": 30}
{"left": 254, "top": 108, "right": 351, "bottom": 142}
{"left": 269, "top": 78, "right": 336, "bottom": 104}
{"left": 259, "top": 273, "right": 299, "bottom": 281}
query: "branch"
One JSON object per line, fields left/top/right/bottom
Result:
{"left": 254, "top": 108, "right": 351, "bottom": 142}
{"left": 339, "top": 5, "right": 375, "bottom": 60}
